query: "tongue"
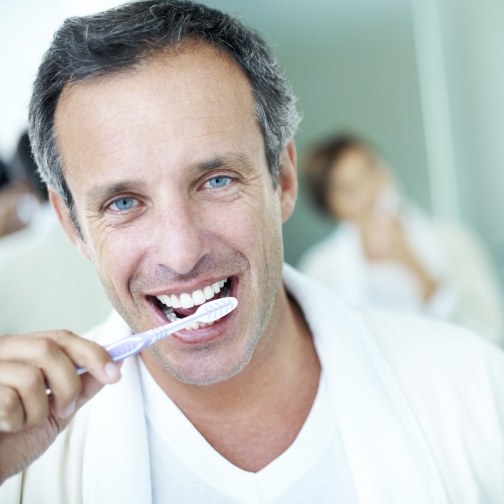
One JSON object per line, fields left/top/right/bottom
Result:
{"left": 173, "top": 306, "right": 199, "bottom": 318}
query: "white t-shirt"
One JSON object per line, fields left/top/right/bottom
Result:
{"left": 139, "top": 359, "right": 359, "bottom": 503}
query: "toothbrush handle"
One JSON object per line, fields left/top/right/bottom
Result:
{"left": 74, "top": 314, "right": 199, "bottom": 375}
{"left": 104, "top": 336, "right": 148, "bottom": 362}
{"left": 74, "top": 336, "right": 146, "bottom": 375}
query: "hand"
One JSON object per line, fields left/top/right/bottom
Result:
{"left": 360, "top": 213, "right": 410, "bottom": 262}
{"left": 359, "top": 214, "right": 438, "bottom": 301}
{"left": 0, "top": 330, "right": 121, "bottom": 484}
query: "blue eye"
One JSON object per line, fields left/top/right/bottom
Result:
{"left": 109, "top": 197, "right": 137, "bottom": 211}
{"left": 207, "top": 176, "right": 231, "bottom": 188}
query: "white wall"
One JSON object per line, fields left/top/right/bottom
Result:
{"left": 0, "top": 0, "right": 119, "bottom": 160}
{"left": 436, "top": 0, "right": 504, "bottom": 280}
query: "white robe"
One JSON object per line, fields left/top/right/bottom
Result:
{"left": 2, "top": 265, "right": 504, "bottom": 503}
{"left": 298, "top": 207, "right": 504, "bottom": 346}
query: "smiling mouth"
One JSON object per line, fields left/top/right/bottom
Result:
{"left": 153, "top": 277, "right": 232, "bottom": 330}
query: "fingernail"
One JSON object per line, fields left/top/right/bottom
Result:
{"left": 61, "top": 400, "right": 76, "bottom": 419}
{"left": 104, "top": 361, "right": 121, "bottom": 381}
{"left": 0, "top": 418, "right": 12, "bottom": 432}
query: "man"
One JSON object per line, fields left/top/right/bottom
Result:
{"left": 0, "top": 1, "right": 503, "bottom": 502}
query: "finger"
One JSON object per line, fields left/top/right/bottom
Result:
{"left": 0, "top": 363, "right": 50, "bottom": 430}
{"left": 0, "top": 335, "right": 81, "bottom": 419}
{"left": 49, "top": 331, "right": 122, "bottom": 385}
{"left": 0, "top": 332, "right": 122, "bottom": 416}
{"left": 0, "top": 384, "right": 25, "bottom": 432}
{"left": 0, "top": 330, "right": 121, "bottom": 385}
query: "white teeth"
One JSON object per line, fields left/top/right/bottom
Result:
{"left": 158, "top": 294, "right": 171, "bottom": 307}
{"left": 192, "top": 289, "right": 206, "bottom": 305}
{"left": 203, "top": 286, "right": 214, "bottom": 300}
{"left": 180, "top": 293, "right": 194, "bottom": 309}
{"left": 156, "top": 278, "right": 229, "bottom": 310}
{"left": 183, "top": 320, "right": 215, "bottom": 331}
{"left": 171, "top": 295, "right": 181, "bottom": 309}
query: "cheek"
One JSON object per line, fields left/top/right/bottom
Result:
{"left": 86, "top": 222, "right": 148, "bottom": 292}
{"left": 230, "top": 190, "right": 281, "bottom": 248}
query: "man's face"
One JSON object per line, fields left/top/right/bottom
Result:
{"left": 52, "top": 44, "right": 296, "bottom": 385}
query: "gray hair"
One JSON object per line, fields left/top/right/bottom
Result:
{"left": 29, "top": 0, "right": 301, "bottom": 217}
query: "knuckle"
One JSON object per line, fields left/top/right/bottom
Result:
{"left": 53, "top": 329, "right": 75, "bottom": 340}
{"left": 33, "top": 337, "right": 58, "bottom": 359}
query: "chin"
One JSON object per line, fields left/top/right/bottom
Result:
{"left": 152, "top": 345, "right": 253, "bottom": 386}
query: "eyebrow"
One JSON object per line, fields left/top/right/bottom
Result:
{"left": 84, "top": 152, "right": 257, "bottom": 209}
{"left": 197, "top": 153, "right": 256, "bottom": 175}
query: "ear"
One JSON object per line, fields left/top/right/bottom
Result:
{"left": 49, "top": 189, "right": 93, "bottom": 261}
{"left": 277, "top": 140, "right": 298, "bottom": 223}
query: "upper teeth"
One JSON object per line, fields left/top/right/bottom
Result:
{"left": 156, "top": 279, "right": 227, "bottom": 309}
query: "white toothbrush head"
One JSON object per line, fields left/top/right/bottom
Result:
{"left": 193, "top": 296, "right": 238, "bottom": 324}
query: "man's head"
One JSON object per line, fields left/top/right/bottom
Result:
{"left": 29, "top": 0, "right": 300, "bottom": 230}
{"left": 29, "top": 1, "right": 300, "bottom": 385}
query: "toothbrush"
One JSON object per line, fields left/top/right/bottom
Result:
{"left": 76, "top": 296, "right": 238, "bottom": 375}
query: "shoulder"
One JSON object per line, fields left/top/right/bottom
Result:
{"left": 362, "top": 307, "right": 503, "bottom": 365}
{"left": 360, "top": 309, "right": 504, "bottom": 496}
{"left": 360, "top": 308, "right": 504, "bottom": 406}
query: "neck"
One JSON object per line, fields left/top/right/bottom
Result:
{"left": 141, "top": 288, "right": 321, "bottom": 471}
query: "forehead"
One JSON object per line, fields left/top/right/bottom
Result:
{"left": 54, "top": 43, "right": 261, "bottom": 184}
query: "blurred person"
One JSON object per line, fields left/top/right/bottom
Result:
{"left": 298, "top": 132, "right": 504, "bottom": 345}
{"left": 0, "top": 180, "right": 41, "bottom": 238}
{"left": 0, "top": 158, "right": 8, "bottom": 189}
{"left": 0, "top": 131, "right": 47, "bottom": 238}
{"left": 0, "top": 131, "right": 112, "bottom": 334}
{"left": 8, "top": 131, "right": 48, "bottom": 203}
{"left": 0, "top": 3, "right": 504, "bottom": 503}
{"left": 0, "top": 158, "right": 16, "bottom": 235}
{"left": 0, "top": 147, "right": 42, "bottom": 237}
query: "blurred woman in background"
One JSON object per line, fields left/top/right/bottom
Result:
{"left": 0, "top": 132, "right": 46, "bottom": 238}
{"left": 298, "top": 132, "right": 504, "bottom": 345}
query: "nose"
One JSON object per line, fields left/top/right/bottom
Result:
{"left": 149, "top": 196, "right": 209, "bottom": 275}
